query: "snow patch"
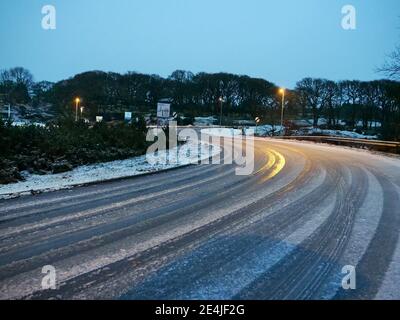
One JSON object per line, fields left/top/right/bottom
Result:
{"left": 201, "top": 128, "right": 242, "bottom": 137}
{"left": 194, "top": 116, "right": 217, "bottom": 126}
{"left": 296, "top": 127, "right": 378, "bottom": 140}
{"left": 244, "top": 125, "right": 284, "bottom": 136}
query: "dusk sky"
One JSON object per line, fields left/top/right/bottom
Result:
{"left": 0, "top": 0, "right": 399, "bottom": 88}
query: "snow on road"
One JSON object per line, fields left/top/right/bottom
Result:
{"left": 1, "top": 136, "right": 400, "bottom": 300}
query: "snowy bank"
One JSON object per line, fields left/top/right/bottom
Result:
{"left": 297, "top": 127, "right": 378, "bottom": 140}
{"left": 244, "top": 125, "right": 284, "bottom": 136}
{"left": 201, "top": 126, "right": 283, "bottom": 137}
{"left": 12, "top": 121, "right": 46, "bottom": 128}
{"left": 0, "top": 141, "right": 221, "bottom": 199}
{"left": 201, "top": 127, "right": 243, "bottom": 137}
{"left": 194, "top": 116, "right": 217, "bottom": 126}
{"left": 201, "top": 126, "right": 378, "bottom": 140}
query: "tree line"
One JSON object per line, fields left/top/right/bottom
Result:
{"left": 1, "top": 67, "right": 400, "bottom": 140}
{"left": 294, "top": 78, "right": 400, "bottom": 139}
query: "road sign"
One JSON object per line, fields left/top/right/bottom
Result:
{"left": 124, "top": 112, "right": 132, "bottom": 121}
{"left": 96, "top": 116, "right": 103, "bottom": 123}
{"left": 157, "top": 103, "right": 170, "bottom": 119}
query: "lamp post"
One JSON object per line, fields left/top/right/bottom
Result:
{"left": 279, "top": 88, "right": 285, "bottom": 136}
{"left": 255, "top": 117, "right": 261, "bottom": 136}
{"left": 219, "top": 97, "right": 224, "bottom": 127}
{"left": 75, "top": 97, "right": 81, "bottom": 122}
{"left": 80, "top": 106, "right": 84, "bottom": 120}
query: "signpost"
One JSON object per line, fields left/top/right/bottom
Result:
{"left": 157, "top": 103, "right": 171, "bottom": 126}
{"left": 124, "top": 112, "right": 132, "bottom": 121}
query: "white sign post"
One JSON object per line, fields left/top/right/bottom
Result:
{"left": 157, "top": 103, "right": 171, "bottom": 126}
{"left": 124, "top": 112, "right": 132, "bottom": 121}
{"left": 157, "top": 103, "right": 170, "bottom": 118}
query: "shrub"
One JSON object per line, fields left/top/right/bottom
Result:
{"left": 0, "top": 119, "right": 149, "bottom": 183}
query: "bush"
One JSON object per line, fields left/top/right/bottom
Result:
{"left": 0, "top": 119, "right": 149, "bottom": 184}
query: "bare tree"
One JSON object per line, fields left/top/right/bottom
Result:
{"left": 0, "top": 69, "right": 12, "bottom": 83}
{"left": 1, "top": 67, "right": 34, "bottom": 87}
{"left": 339, "top": 80, "right": 361, "bottom": 128}
{"left": 295, "top": 78, "right": 328, "bottom": 127}
{"left": 0, "top": 67, "right": 34, "bottom": 104}
{"left": 323, "top": 80, "right": 339, "bottom": 127}
{"left": 378, "top": 45, "right": 400, "bottom": 80}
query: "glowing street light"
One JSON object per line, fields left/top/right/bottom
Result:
{"left": 255, "top": 117, "right": 261, "bottom": 136}
{"left": 279, "top": 88, "right": 285, "bottom": 135}
{"left": 80, "top": 106, "right": 85, "bottom": 119}
{"left": 75, "top": 97, "right": 81, "bottom": 122}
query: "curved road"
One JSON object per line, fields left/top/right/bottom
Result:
{"left": 1, "top": 138, "right": 400, "bottom": 300}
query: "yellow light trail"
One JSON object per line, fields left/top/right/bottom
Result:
{"left": 254, "top": 149, "right": 277, "bottom": 175}
{"left": 258, "top": 149, "right": 286, "bottom": 183}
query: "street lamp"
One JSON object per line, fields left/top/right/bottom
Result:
{"left": 219, "top": 97, "right": 224, "bottom": 127}
{"left": 80, "top": 106, "right": 84, "bottom": 119}
{"left": 279, "top": 88, "right": 285, "bottom": 136}
{"left": 75, "top": 97, "right": 81, "bottom": 122}
{"left": 255, "top": 117, "right": 261, "bottom": 136}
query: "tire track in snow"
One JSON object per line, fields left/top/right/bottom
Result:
{"left": 1, "top": 139, "right": 399, "bottom": 300}
{"left": 235, "top": 165, "right": 368, "bottom": 300}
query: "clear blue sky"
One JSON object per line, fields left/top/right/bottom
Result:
{"left": 0, "top": 0, "right": 399, "bottom": 88}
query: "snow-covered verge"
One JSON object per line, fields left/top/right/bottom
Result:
{"left": 12, "top": 120, "right": 46, "bottom": 127}
{"left": 201, "top": 126, "right": 283, "bottom": 137}
{"left": 194, "top": 116, "right": 217, "bottom": 126}
{"left": 1, "top": 103, "right": 55, "bottom": 125}
{"left": 201, "top": 126, "right": 379, "bottom": 141}
{"left": 244, "top": 125, "right": 284, "bottom": 136}
{"left": 292, "top": 118, "right": 382, "bottom": 128}
{"left": 201, "top": 128, "right": 243, "bottom": 137}
{"left": 295, "top": 127, "right": 378, "bottom": 140}
{"left": 0, "top": 141, "right": 221, "bottom": 199}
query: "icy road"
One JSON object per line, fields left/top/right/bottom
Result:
{"left": 1, "top": 138, "right": 400, "bottom": 300}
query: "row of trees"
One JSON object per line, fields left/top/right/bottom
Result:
{"left": 42, "top": 70, "right": 278, "bottom": 117}
{"left": 1, "top": 67, "right": 400, "bottom": 140}
{"left": 294, "top": 78, "right": 400, "bottom": 138}
{"left": 46, "top": 69, "right": 400, "bottom": 139}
